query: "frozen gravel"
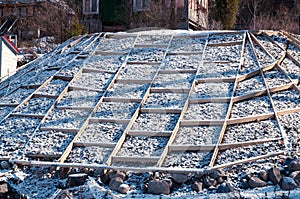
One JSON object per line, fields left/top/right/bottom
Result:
{"left": 153, "top": 73, "right": 195, "bottom": 88}
{"left": 95, "top": 101, "right": 139, "bottom": 119}
{"left": 264, "top": 68, "right": 291, "bottom": 88}
{"left": 223, "top": 119, "right": 281, "bottom": 143}
{"left": 253, "top": 42, "right": 275, "bottom": 67}
{"left": 97, "top": 36, "right": 135, "bottom": 52}
{"left": 78, "top": 122, "right": 126, "bottom": 143}
{"left": 239, "top": 42, "right": 260, "bottom": 75}
{"left": 118, "top": 64, "right": 158, "bottom": 80}
{"left": 235, "top": 75, "right": 266, "bottom": 96}
{"left": 269, "top": 33, "right": 288, "bottom": 49}
{"left": 58, "top": 90, "right": 102, "bottom": 107}
{"left": 271, "top": 89, "right": 300, "bottom": 111}
{"left": 230, "top": 96, "right": 273, "bottom": 118}
{"left": 25, "top": 130, "right": 75, "bottom": 157}
{"left": 0, "top": 88, "right": 35, "bottom": 104}
{"left": 161, "top": 55, "right": 203, "bottom": 70}
{"left": 255, "top": 35, "right": 284, "bottom": 59}
{"left": 279, "top": 58, "right": 300, "bottom": 80}
{"left": 72, "top": 72, "right": 113, "bottom": 91}
{"left": 84, "top": 55, "right": 125, "bottom": 72}
{"left": 136, "top": 35, "right": 172, "bottom": 45}
{"left": 117, "top": 136, "right": 169, "bottom": 156}
{"left": 192, "top": 82, "right": 234, "bottom": 98}
{"left": 0, "top": 106, "right": 14, "bottom": 120}
{"left": 169, "top": 37, "right": 206, "bottom": 52}
{"left": 208, "top": 33, "right": 244, "bottom": 44}
{"left": 184, "top": 103, "right": 228, "bottom": 120}
{"left": 14, "top": 97, "right": 55, "bottom": 115}
{"left": 36, "top": 79, "right": 69, "bottom": 96}
{"left": 128, "top": 48, "right": 166, "bottom": 63}
{"left": 55, "top": 60, "right": 83, "bottom": 77}
{"left": 204, "top": 45, "right": 242, "bottom": 62}
{"left": 107, "top": 83, "right": 149, "bottom": 98}
{"left": 287, "top": 44, "right": 300, "bottom": 63}
{"left": 197, "top": 62, "right": 239, "bottom": 78}
{"left": 174, "top": 126, "right": 221, "bottom": 145}
{"left": 131, "top": 113, "right": 180, "bottom": 131}
{"left": 143, "top": 92, "right": 188, "bottom": 109}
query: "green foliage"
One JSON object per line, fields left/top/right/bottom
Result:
{"left": 214, "top": 0, "right": 240, "bottom": 29}
{"left": 65, "top": 18, "right": 85, "bottom": 39}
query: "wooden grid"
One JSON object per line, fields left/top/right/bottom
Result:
{"left": 0, "top": 30, "right": 299, "bottom": 173}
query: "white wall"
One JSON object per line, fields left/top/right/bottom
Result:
{"left": 1, "top": 40, "right": 17, "bottom": 79}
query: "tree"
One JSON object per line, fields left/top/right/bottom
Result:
{"left": 65, "top": 18, "right": 86, "bottom": 39}
{"left": 214, "top": 0, "right": 240, "bottom": 29}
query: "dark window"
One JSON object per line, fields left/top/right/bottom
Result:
{"left": 83, "top": 0, "right": 99, "bottom": 14}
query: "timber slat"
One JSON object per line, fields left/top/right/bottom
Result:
{"left": 127, "top": 130, "right": 172, "bottom": 137}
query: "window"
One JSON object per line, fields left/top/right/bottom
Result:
{"left": 83, "top": 0, "right": 99, "bottom": 15}
{"left": 133, "top": 0, "right": 151, "bottom": 12}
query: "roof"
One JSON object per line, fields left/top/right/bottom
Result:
{"left": 1, "top": 35, "right": 20, "bottom": 54}
{"left": 0, "top": 30, "right": 299, "bottom": 173}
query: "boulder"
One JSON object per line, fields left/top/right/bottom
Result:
{"left": 281, "top": 177, "right": 298, "bottom": 191}
{"left": 148, "top": 179, "right": 171, "bottom": 195}
{"left": 117, "top": 183, "right": 131, "bottom": 194}
{"left": 0, "top": 161, "right": 11, "bottom": 170}
{"left": 290, "top": 171, "right": 300, "bottom": 185}
{"left": 248, "top": 177, "right": 267, "bottom": 188}
{"left": 203, "top": 176, "right": 217, "bottom": 187}
{"left": 287, "top": 160, "right": 300, "bottom": 172}
{"left": 216, "top": 182, "right": 234, "bottom": 193}
{"left": 268, "top": 167, "right": 282, "bottom": 185}
{"left": 67, "top": 173, "right": 88, "bottom": 188}
{"left": 171, "top": 173, "right": 189, "bottom": 184}
{"left": 109, "top": 177, "right": 123, "bottom": 191}
{"left": 210, "top": 169, "right": 226, "bottom": 180}
{"left": 191, "top": 181, "right": 203, "bottom": 192}
{"left": 108, "top": 171, "right": 127, "bottom": 181}
{"left": 259, "top": 170, "right": 268, "bottom": 182}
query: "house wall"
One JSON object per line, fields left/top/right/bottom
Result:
{"left": 0, "top": 39, "right": 17, "bottom": 79}
{"left": 188, "top": 0, "right": 208, "bottom": 29}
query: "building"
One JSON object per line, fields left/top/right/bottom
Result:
{"left": 74, "top": 0, "right": 208, "bottom": 32}
{"left": 0, "top": 35, "right": 19, "bottom": 79}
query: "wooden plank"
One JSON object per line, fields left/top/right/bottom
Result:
{"left": 89, "top": 117, "right": 131, "bottom": 124}
{"left": 140, "top": 108, "right": 182, "bottom": 114}
{"left": 211, "top": 151, "right": 284, "bottom": 170}
{"left": 115, "top": 79, "right": 152, "bottom": 84}
{"left": 134, "top": 44, "right": 169, "bottom": 48}
{"left": 68, "top": 86, "right": 104, "bottom": 93}
{"left": 236, "top": 69, "right": 261, "bottom": 82}
{"left": 167, "top": 52, "right": 203, "bottom": 56}
{"left": 159, "top": 69, "right": 197, "bottom": 74}
{"left": 39, "top": 127, "right": 80, "bottom": 133}
{"left": 227, "top": 113, "right": 275, "bottom": 125}
{"left": 73, "top": 142, "right": 116, "bottom": 148}
{"left": 196, "top": 77, "right": 236, "bottom": 83}
{"left": 53, "top": 75, "right": 73, "bottom": 81}
{"left": 111, "top": 156, "right": 160, "bottom": 163}
{"left": 207, "top": 41, "right": 243, "bottom": 46}
{"left": 103, "top": 97, "right": 142, "bottom": 103}
{"left": 26, "top": 154, "right": 61, "bottom": 159}
{"left": 150, "top": 88, "right": 190, "bottom": 93}
{"left": 269, "top": 83, "right": 294, "bottom": 93}
{"left": 126, "top": 61, "right": 162, "bottom": 65}
{"left": 94, "top": 51, "right": 127, "bottom": 56}
{"left": 0, "top": 103, "right": 18, "bottom": 107}
{"left": 127, "top": 130, "right": 172, "bottom": 137}
{"left": 180, "top": 120, "right": 225, "bottom": 126}
{"left": 20, "top": 84, "right": 42, "bottom": 89}
{"left": 82, "top": 68, "right": 116, "bottom": 74}
{"left": 169, "top": 145, "right": 215, "bottom": 152}
{"left": 189, "top": 97, "right": 231, "bottom": 104}
{"left": 56, "top": 106, "right": 94, "bottom": 111}
{"left": 219, "top": 137, "right": 282, "bottom": 151}
{"left": 277, "top": 107, "right": 300, "bottom": 116}
{"left": 232, "top": 89, "right": 267, "bottom": 103}
{"left": 33, "top": 93, "right": 59, "bottom": 99}
{"left": 10, "top": 113, "right": 45, "bottom": 119}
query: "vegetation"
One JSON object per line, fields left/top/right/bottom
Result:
{"left": 65, "top": 18, "right": 86, "bottom": 39}
{"left": 214, "top": 0, "right": 240, "bottom": 29}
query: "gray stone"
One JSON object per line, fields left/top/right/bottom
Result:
{"left": 281, "top": 177, "right": 298, "bottom": 191}
{"left": 171, "top": 173, "right": 189, "bottom": 184}
{"left": 216, "top": 182, "right": 234, "bottom": 193}
{"left": 0, "top": 161, "right": 10, "bottom": 170}
{"left": 191, "top": 181, "right": 203, "bottom": 192}
{"left": 248, "top": 177, "right": 267, "bottom": 188}
{"left": 290, "top": 171, "right": 300, "bottom": 185}
{"left": 67, "top": 173, "right": 88, "bottom": 188}
{"left": 268, "top": 167, "right": 282, "bottom": 185}
{"left": 148, "top": 179, "right": 171, "bottom": 195}
{"left": 259, "top": 170, "right": 268, "bottom": 181}
{"left": 109, "top": 177, "right": 123, "bottom": 191}
{"left": 210, "top": 169, "right": 225, "bottom": 180}
{"left": 203, "top": 176, "right": 217, "bottom": 187}
{"left": 287, "top": 160, "right": 300, "bottom": 172}
{"left": 117, "top": 183, "right": 130, "bottom": 194}
{"left": 108, "top": 170, "right": 127, "bottom": 181}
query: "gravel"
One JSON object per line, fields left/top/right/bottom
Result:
{"left": 58, "top": 90, "right": 102, "bottom": 107}
{"left": 193, "top": 82, "right": 234, "bottom": 98}
{"left": 197, "top": 62, "right": 239, "bottom": 78}
{"left": 287, "top": 44, "right": 300, "bottom": 63}
{"left": 118, "top": 64, "right": 158, "bottom": 80}
{"left": 84, "top": 55, "right": 124, "bottom": 72}
{"left": 72, "top": 72, "right": 113, "bottom": 91}
{"left": 204, "top": 45, "right": 242, "bottom": 62}
{"left": 42, "top": 109, "right": 90, "bottom": 129}
{"left": 223, "top": 119, "right": 281, "bottom": 143}
{"left": 55, "top": 59, "right": 84, "bottom": 77}
{"left": 77, "top": 122, "right": 126, "bottom": 143}
{"left": 271, "top": 89, "right": 300, "bottom": 111}
{"left": 279, "top": 58, "right": 300, "bottom": 80}
{"left": 208, "top": 33, "right": 244, "bottom": 44}
{"left": 264, "top": 69, "right": 291, "bottom": 88}
{"left": 128, "top": 48, "right": 166, "bottom": 62}
{"left": 117, "top": 136, "right": 169, "bottom": 156}
{"left": 66, "top": 146, "right": 113, "bottom": 164}
{"left": 0, "top": 117, "right": 40, "bottom": 157}
{"left": 161, "top": 55, "right": 203, "bottom": 70}
{"left": 25, "top": 130, "right": 75, "bottom": 157}
{"left": 174, "top": 126, "right": 221, "bottom": 145}
{"left": 169, "top": 37, "right": 206, "bottom": 52}
{"left": 14, "top": 97, "right": 55, "bottom": 115}
{"left": 269, "top": 33, "right": 288, "bottom": 49}
{"left": 239, "top": 43, "right": 260, "bottom": 75}
{"left": 131, "top": 113, "right": 180, "bottom": 131}
{"left": 136, "top": 35, "right": 172, "bottom": 45}
{"left": 253, "top": 42, "right": 274, "bottom": 67}
{"left": 153, "top": 73, "right": 195, "bottom": 88}
{"left": 235, "top": 75, "right": 266, "bottom": 96}
{"left": 0, "top": 88, "right": 35, "bottom": 104}
{"left": 0, "top": 106, "right": 14, "bottom": 120}
{"left": 27, "top": 69, "right": 58, "bottom": 86}
{"left": 255, "top": 35, "right": 284, "bottom": 59}
{"left": 95, "top": 101, "right": 139, "bottom": 119}
{"left": 107, "top": 83, "right": 149, "bottom": 98}
{"left": 184, "top": 103, "right": 228, "bottom": 120}
{"left": 215, "top": 141, "right": 284, "bottom": 165}
{"left": 143, "top": 93, "right": 188, "bottom": 109}
{"left": 230, "top": 96, "right": 273, "bottom": 118}
{"left": 97, "top": 36, "right": 136, "bottom": 52}
{"left": 163, "top": 151, "right": 213, "bottom": 168}
{"left": 36, "top": 79, "right": 69, "bottom": 96}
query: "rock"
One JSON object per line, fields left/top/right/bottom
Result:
{"left": 0, "top": 182, "right": 8, "bottom": 193}
{"left": 248, "top": 177, "right": 267, "bottom": 188}
{"left": 210, "top": 169, "right": 226, "bottom": 180}
{"left": 240, "top": 178, "right": 250, "bottom": 189}
{"left": 108, "top": 171, "right": 127, "bottom": 181}
{"left": 216, "top": 182, "right": 234, "bottom": 193}
{"left": 171, "top": 173, "right": 189, "bottom": 184}
{"left": 287, "top": 160, "right": 300, "bottom": 172}
{"left": 203, "top": 176, "right": 217, "bottom": 187}
{"left": 281, "top": 177, "right": 298, "bottom": 191}
{"left": 60, "top": 167, "right": 71, "bottom": 179}
{"left": 268, "top": 167, "right": 282, "bottom": 185}
{"left": 67, "top": 173, "right": 88, "bottom": 188}
{"left": 100, "top": 173, "right": 110, "bottom": 185}
{"left": 109, "top": 177, "right": 123, "bottom": 191}
{"left": 117, "top": 183, "right": 130, "bottom": 194}
{"left": 0, "top": 161, "right": 11, "bottom": 170}
{"left": 191, "top": 181, "right": 203, "bottom": 192}
{"left": 148, "top": 179, "right": 171, "bottom": 195}
{"left": 259, "top": 170, "right": 268, "bottom": 181}
{"left": 289, "top": 171, "right": 300, "bottom": 185}
{"left": 217, "top": 177, "right": 224, "bottom": 184}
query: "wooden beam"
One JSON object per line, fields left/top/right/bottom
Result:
{"left": 134, "top": 44, "right": 169, "bottom": 48}
{"left": 227, "top": 113, "right": 275, "bottom": 125}
{"left": 103, "top": 97, "right": 142, "bottom": 103}
{"left": 111, "top": 156, "right": 160, "bottom": 163}
{"left": 159, "top": 69, "right": 197, "bottom": 74}
{"left": 169, "top": 145, "right": 215, "bottom": 152}
{"left": 127, "top": 130, "right": 172, "bottom": 137}
{"left": 89, "top": 118, "right": 131, "bottom": 124}
{"left": 207, "top": 41, "right": 243, "bottom": 47}
{"left": 73, "top": 142, "right": 116, "bottom": 148}
{"left": 196, "top": 77, "right": 236, "bottom": 83}
{"left": 140, "top": 108, "right": 182, "bottom": 114}
{"left": 189, "top": 97, "right": 231, "bottom": 104}
{"left": 82, "top": 68, "right": 116, "bottom": 74}
{"left": 68, "top": 86, "right": 104, "bottom": 93}
{"left": 39, "top": 127, "right": 80, "bottom": 133}
{"left": 33, "top": 94, "right": 59, "bottom": 99}
{"left": 150, "top": 88, "right": 190, "bottom": 93}
{"left": 180, "top": 120, "right": 225, "bottom": 126}
{"left": 115, "top": 79, "right": 152, "bottom": 84}
{"left": 10, "top": 113, "right": 45, "bottom": 119}
{"left": 56, "top": 106, "right": 94, "bottom": 111}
